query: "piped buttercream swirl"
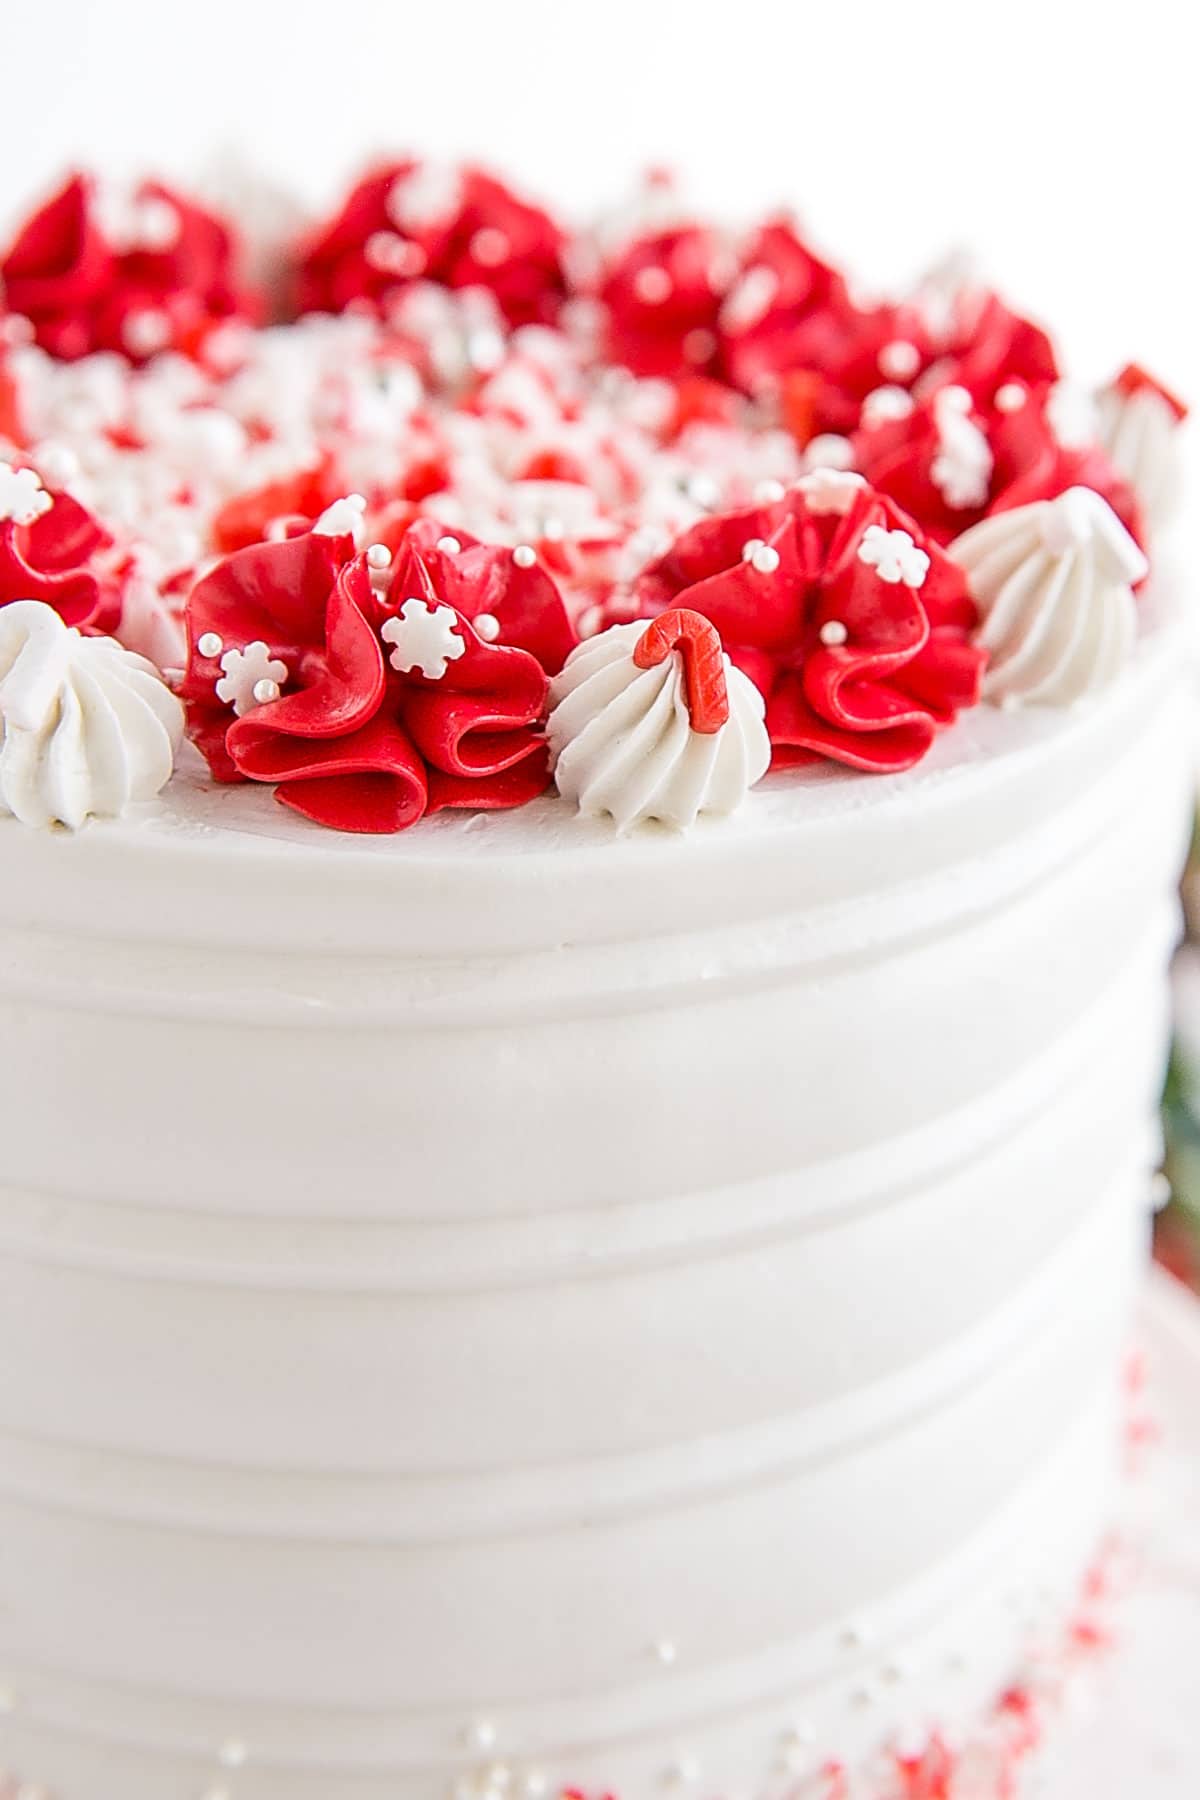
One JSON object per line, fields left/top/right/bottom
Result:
{"left": 0, "top": 600, "right": 184, "bottom": 828}
{"left": 1095, "top": 368, "right": 1186, "bottom": 533}
{"left": 949, "top": 487, "right": 1146, "bottom": 708}
{"left": 547, "top": 616, "right": 770, "bottom": 831}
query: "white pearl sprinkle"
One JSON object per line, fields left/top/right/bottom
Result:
{"left": 1150, "top": 1171, "right": 1172, "bottom": 1210}
{"left": 653, "top": 1638, "right": 678, "bottom": 1665}
{"left": 741, "top": 537, "right": 765, "bottom": 562}
{"left": 750, "top": 543, "right": 780, "bottom": 574}
{"left": 252, "top": 679, "right": 281, "bottom": 705}
{"left": 685, "top": 474, "right": 721, "bottom": 509}
{"left": 470, "top": 227, "right": 511, "bottom": 267}
{"left": 436, "top": 534, "right": 463, "bottom": 554}
{"left": 512, "top": 544, "right": 537, "bottom": 569}
{"left": 197, "top": 632, "right": 223, "bottom": 658}
{"left": 754, "top": 478, "right": 786, "bottom": 504}
{"left": 218, "top": 1740, "right": 248, "bottom": 1769}
{"left": 366, "top": 543, "right": 393, "bottom": 570}
{"left": 820, "top": 620, "right": 848, "bottom": 647}
{"left": 474, "top": 613, "right": 501, "bottom": 642}
{"left": 878, "top": 338, "right": 921, "bottom": 381}
{"left": 994, "top": 381, "right": 1027, "bottom": 413}
{"left": 633, "top": 265, "right": 673, "bottom": 305}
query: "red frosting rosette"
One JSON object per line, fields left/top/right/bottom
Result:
{"left": 621, "top": 477, "right": 984, "bottom": 773}
{"left": 598, "top": 223, "right": 729, "bottom": 379}
{"left": 182, "top": 523, "right": 573, "bottom": 833}
{"left": 921, "top": 289, "right": 1058, "bottom": 407}
{"left": 716, "top": 219, "right": 848, "bottom": 396}
{"left": 0, "top": 173, "right": 256, "bottom": 364}
{"left": 294, "top": 161, "right": 567, "bottom": 328}
{"left": 730, "top": 281, "right": 1058, "bottom": 444}
{"left": 851, "top": 376, "right": 1146, "bottom": 550}
{"left": 0, "top": 466, "right": 119, "bottom": 630}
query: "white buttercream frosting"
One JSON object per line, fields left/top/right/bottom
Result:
{"left": 0, "top": 601, "right": 184, "bottom": 828}
{"left": 1095, "top": 380, "right": 1184, "bottom": 532}
{"left": 547, "top": 620, "right": 770, "bottom": 831}
{"left": 950, "top": 487, "right": 1147, "bottom": 708}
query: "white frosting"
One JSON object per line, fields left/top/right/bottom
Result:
{"left": 1096, "top": 380, "right": 1184, "bottom": 532}
{"left": 950, "top": 487, "right": 1147, "bottom": 707}
{"left": 0, "top": 601, "right": 183, "bottom": 829}
{"left": 546, "top": 621, "right": 770, "bottom": 830}
{"left": 0, "top": 592, "right": 1189, "bottom": 1800}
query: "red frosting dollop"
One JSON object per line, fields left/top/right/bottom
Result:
{"left": 852, "top": 381, "right": 1146, "bottom": 550}
{"left": 0, "top": 481, "right": 119, "bottom": 630}
{"left": 182, "top": 525, "right": 574, "bottom": 833}
{"left": 0, "top": 172, "right": 257, "bottom": 364}
{"left": 295, "top": 161, "right": 567, "bottom": 327}
{"left": 616, "top": 480, "right": 985, "bottom": 773}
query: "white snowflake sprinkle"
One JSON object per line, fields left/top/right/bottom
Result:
{"left": 0, "top": 461, "right": 53, "bottom": 527}
{"left": 313, "top": 493, "right": 368, "bottom": 543}
{"left": 802, "top": 433, "right": 855, "bottom": 472}
{"left": 795, "top": 467, "right": 867, "bottom": 515}
{"left": 930, "top": 386, "right": 992, "bottom": 509}
{"left": 861, "top": 384, "right": 915, "bottom": 427}
{"left": 387, "top": 163, "right": 463, "bottom": 234}
{"left": 858, "top": 524, "right": 930, "bottom": 587}
{"left": 381, "top": 599, "right": 466, "bottom": 679}
{"left": 216, "top": 642, "right": 289, "bottom": 716}
{"left": 719, "top": 264, "right": 779, "bottom": 335}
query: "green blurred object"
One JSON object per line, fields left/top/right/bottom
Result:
{"left": 1160, "top": 810, "right": 1200, "bottom": 1291}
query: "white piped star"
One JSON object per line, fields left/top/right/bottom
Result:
{"left": 216, "top": 642, "right": 289, "bottom": 716}
{"left": 381, "top": 599, "right": 466, "bottom": 679}
{"left": 858, "top": 524, "right": 930, "bottom": 587}
{"left": 0, "top": 461, "right": 53, "bottom": 527}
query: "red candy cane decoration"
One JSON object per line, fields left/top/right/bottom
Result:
{"left": 1113, "top": 362, "right": 1189, "bottom": 422}
{"left": 632, "top": 607, "right": 730, "bottom": 734}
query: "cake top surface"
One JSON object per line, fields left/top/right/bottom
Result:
{"left": 0, "top": 160, "right": 1187, "bottom": 848}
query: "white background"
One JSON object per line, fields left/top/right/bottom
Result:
{"left": 1, "top": 0, "right": 1197, "bottom": 405}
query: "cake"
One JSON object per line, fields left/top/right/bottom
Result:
{"left": 0, "top": 161, "right": 1190, "bottom": 1800}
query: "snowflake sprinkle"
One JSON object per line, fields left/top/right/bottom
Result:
{"left": 381, "top": 599, "right": 466, "bottom": 679}
{"left": 796, "top": 468, "right": 867, "bottom": 516}
{"left": 0, "top": 462, "right": 53, "bottom": 527}
{"left": 858, "top": 524, "right": 930, "bottom": 587}
{"left": 216, "top": 642, "right": 289, "bottom": 715}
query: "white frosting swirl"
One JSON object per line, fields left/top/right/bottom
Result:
{"left": 1095, "top": 380, "right": 1183, "bottom": 532}
{"left": 0, "top": 601, "right": 184, "bottom": 828}
{"left": 949, "top": 487, "right": 1146, "bottom": 708}
{"left": 547, "top": 621, "right": 771, "bottom": 831}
